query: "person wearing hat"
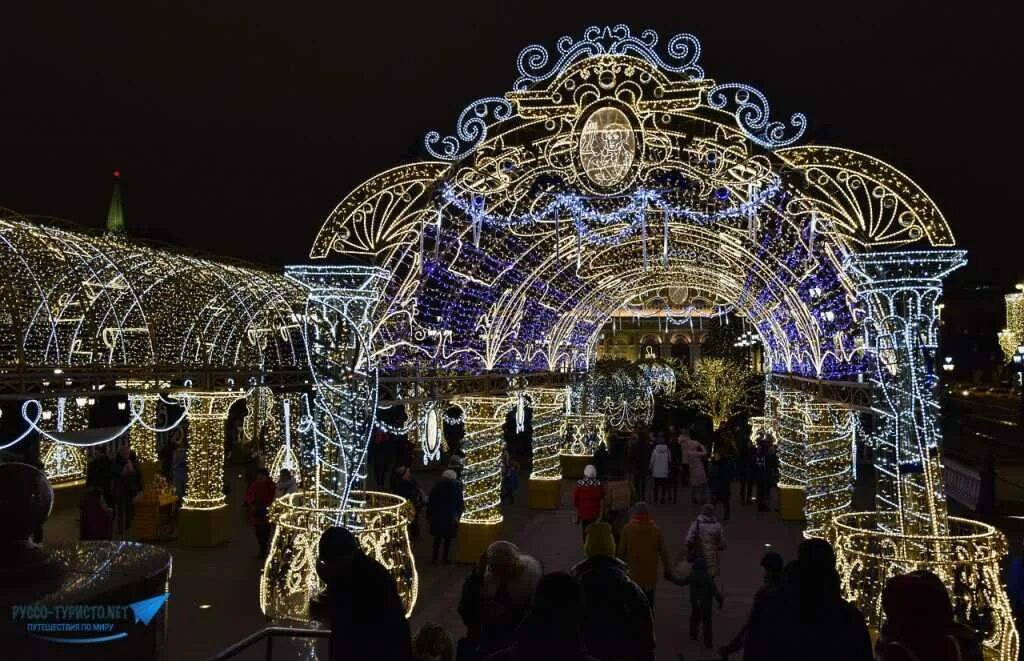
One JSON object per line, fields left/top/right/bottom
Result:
{"left": 617, "top": 502, "right": 673, "bottom": 609}
{"left": 718, "top": 551, "right": 784, "bottom": 658}
{"left": 684, "top": 503, "right": 727, "bottom": 577}
{"left": 475, "top": 540, "right": 543, "bottom": 657}
{"left": 572, "top": 464, "right": 604, "bottom": 542}
{"left": 426, "top": 469, "right": 463, "bottom": 564}
{"left": 311, "top": 526, "right": 413, "bottom": 661}
{"left": 485, "top": 572, "right": 598, "bottom": 661}
{"left": 571, "top": 522, "right": 655, "bottom": 661}
{"left": 393, "top": 466, "right": 425, "bottom": 540}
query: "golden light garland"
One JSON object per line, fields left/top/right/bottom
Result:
{"left": 452, "top": 396, "right": 513, "bottom": 524}
{"left": 999, "top": 284, "right": 1024, "bottom": 361}
{"left": 261, "top": 490, "right": 417, "bottom": 620}
{"left": 831, "top": 512, "right": 1018, "bottom": 659}
{"left": 526, "top": 388, "right": 567, "bottom": 480}
{"left": 180, "top": 391, "right": 246, "bottom": 511}
{"left": 559, "top": 413, "right": 608, "bottom": 456}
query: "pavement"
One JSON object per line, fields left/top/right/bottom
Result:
{"left": 41, "top": 470, "right": 804, "bottom": 661}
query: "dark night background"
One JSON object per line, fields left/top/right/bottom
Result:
{"left": 1, "top": 1, "right": 1021, "bottom": 288}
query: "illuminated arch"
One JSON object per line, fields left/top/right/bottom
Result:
{"left": 307, "top": 26, "right": 1015, "bottom": 658}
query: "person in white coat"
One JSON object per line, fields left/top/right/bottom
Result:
{"left": 649, "top": 441, "right": 672, "bottom": 504}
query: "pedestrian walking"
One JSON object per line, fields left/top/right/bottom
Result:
{"left": 685, "top": 504, "right": 727, "bottom": 577}
{"left": 668, "top": 433, "right": 683, "bottom": 504}
{"left": 474, "top": 541, "right": 543, "bottom": 657}
{"left": 718, "top": 551, "right": 783, "bottom": 659}
{"left": 571, "top": 522, "right": 655, "bottom": 661}
{"left": 393, "top": 466, "right": 425, "bottom": 540}
{"left": 667, "top": 553, "right": 723, "bottom": 649}
{"left": 685, "top": 436, "right": 708, "bottom": 505}
{"left": 602, "top": 470, "right": 634, "bottom": 541}
{"left": 244, "top": 467, "right": 276, "bottom": 557}
{"left": 709, "top": 450, "right": 734, "bottom": 521}
{"left": 113, "top": 444, "right": 142, "bottom": 533}
{"left": 79, "top": 486, "right": 113, "bottom": 541}
{"left": 649, "top": 441, "right": 671, "bottom": 504}
{"left": 572, "top": 465, "right": 604, "bottom": 542}
{"left": 737, "top": 436, "right": 755, "bottom": 505}
{"left": 617, "top": 502, "right": 672, "bottom": 609}
{"left": 427, "top": 469, "right": 464, "bottom": 564}
{"left": 629, "top": 436, "right": 653, "bottom": 501}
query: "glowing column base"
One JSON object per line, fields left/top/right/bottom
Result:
{"left": 455, "top": 519, "right": 504, "bottom": 565}
{"left": 777, "top": 484, "right": 805, "bottom": 521}
{"left": 178, "top": 504, "right": 230, "bottom": 546}
{"left": 260, "top": 491, "right": 418, "bottom": 620}
{"left": 527, "top": 477, "right": 561, "bottom": 510}
{"left": 559, "top": 454, "right": 592, "bottom": 480}
{"left": 831, "top": 512, "right": 1018, "bottom": 661}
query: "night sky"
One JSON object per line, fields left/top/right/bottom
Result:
{"left": 2, "top": 2, "right": 1021, "bottom": 286}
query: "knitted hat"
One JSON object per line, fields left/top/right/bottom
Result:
{"left": 486, "top": 541, "right": 525, "bottom": 578}
{"left": 583, "top": 522, "right": 615, "bottom": 558}
{"left": 441, "top": 469, "right": 457, "bottom": 480}
{"left": 583, "top": 464, "right": 597, "bottom": 478}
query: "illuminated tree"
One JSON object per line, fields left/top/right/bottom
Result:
{"left": 675, "top": 358, "right": 756, "bottom": 429}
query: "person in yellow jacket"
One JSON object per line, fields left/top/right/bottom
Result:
{"left": 616, "top": 501, "right": 673, "bottom": 611}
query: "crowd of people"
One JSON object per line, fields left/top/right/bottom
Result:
{"left": 313, "top": 523, "right": 986, "bottom": 661}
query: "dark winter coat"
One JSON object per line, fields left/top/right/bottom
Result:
{"left": 629, "top": 440, "right": 652, "bottom": 473}
{"left": 570, "top": 555, "right": 655, "bottom": 661}
{"left": 427, "top": 478, "right": 464, "bottom": 538}
{"left": 320, "top": 553, "right": 413, "bottom": 661}
{"left": 744, "top": 569, "right": 872, "bottom": 661}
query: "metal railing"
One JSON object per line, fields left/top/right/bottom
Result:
{"left": 944, "top": 456, "right": 981, "bottom": 511}
{"left": 210, "top": 626, "right": 332, "bottom": 661}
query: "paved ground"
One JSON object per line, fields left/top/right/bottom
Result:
{"left": 42, "top": 471, "right": 804, "bottom": 661}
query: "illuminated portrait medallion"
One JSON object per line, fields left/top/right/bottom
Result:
{"left": 578, "top": 106, "right": 636, "bottom": 188}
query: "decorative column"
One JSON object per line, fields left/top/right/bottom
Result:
{"left": 262, "top": 266, "right": 417, "bottom": 621}
{"left": 802, "top": 402, "right": 855, "bottom": 537}
{"left": 765, "top": 377, "right": 811, "bottom": 520}
{"left": 177, "top": 391, "right": 245, "bottom": 546}
{"left": 525, "top": 388, "right": 565, "bottom": 509}
{"left": 125, "top": 392, "right": 162, "bottom": 487}
{"left": 451, "top": 395, "right": 510, "bottom": 563}
{"left": 830, "top": 251, "right": 1020, "bottom": 659}
{"left": 848, "top": 250, "right": 965, "bottom": 537}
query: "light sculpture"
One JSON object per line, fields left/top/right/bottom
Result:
{"left": 999, "top": 284, "right": 1024, "bottom": 361}
{"left": 307, "top": 25, "right": 1014, "bottom": 655}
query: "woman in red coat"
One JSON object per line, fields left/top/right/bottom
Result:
{"left": 572, "top": 464, "right": 604, "bottom": 542}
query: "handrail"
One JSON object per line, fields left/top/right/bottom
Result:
{"left": 209, "top": 625, "right": 332, "bottom": 661}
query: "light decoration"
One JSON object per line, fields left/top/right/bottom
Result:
{"left": 638, "top": 360, "right": 676, "bottom": 395}
{"left": 675, "top": 357, "right": 755, "bottom": 430}
{"left": 299, "top": 25, "right": 1009, "bottom": 654}
{"left": 268, "top": 397, "right": 302, "bottom": 485}
{"left": 420, "top": 404, "right": 443, "bottom": 465}
{"left": 802, "top": 403, "right": 855, "bottom": 538}
{"left": 847, "top": 251, "right": 966, "bottom": 539}
{"left": 999, "top": 284, "right": 1024, "bottom": 361}
{"left": 180, "top": 391, "right": 246, "bottom": 511}
{"left": 261, "top": 490, "right": 417, "bottom": 620}
{"left": 831, "top": 512, "right": 1018, "bottom": 660}
{"left": 573, "top": 362, "right": 654, "bottom": 431}
{"left": 0, "top": 209, "right": 308, "bottom": 377}
{"left": 525, "top": 388, "right": 566, "bottom": 480}
{"left": 284, "top": 265, "right": 388, "bottom": 514}
{"left": 450, "top": 395, "right": 513, "bottom": 524}
{"left": 559, "top": 413, "right": 608, "bottom": 457}
{"left": 41, "top": 440, "right": 87, "bottom": 485}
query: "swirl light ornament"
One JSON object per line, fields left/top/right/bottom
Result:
{"left": 707, "top": 83, "right": 808, "bottom": 149}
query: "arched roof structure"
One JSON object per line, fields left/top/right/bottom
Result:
{"left": 309, "top": 26, "right": 955, "bottom": 382}
{"left": 0, "top": 208, "right": 307, "bottom": 381}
